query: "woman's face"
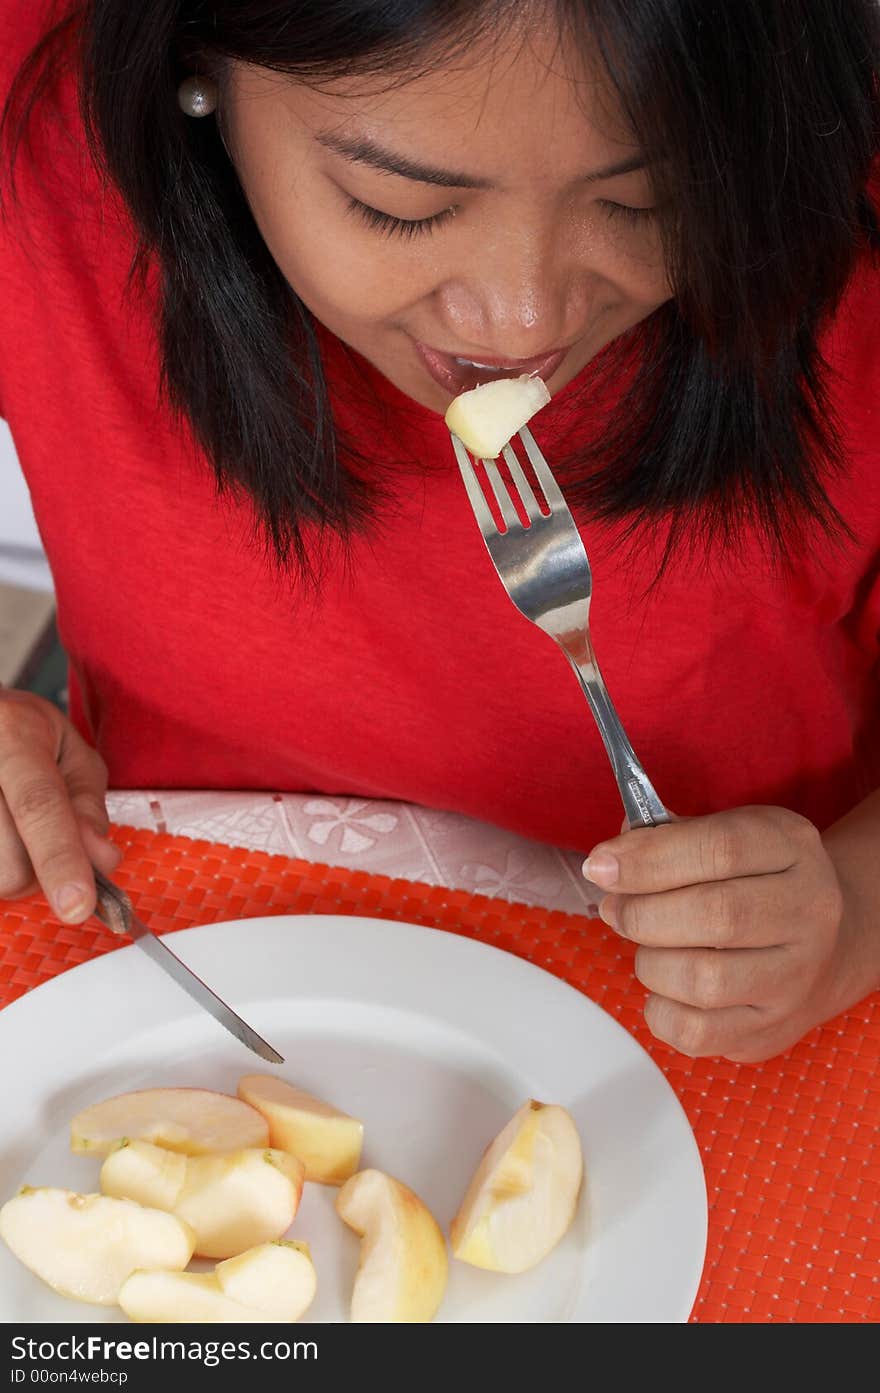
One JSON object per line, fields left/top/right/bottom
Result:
{"left": 222, "top": 22, "right": 672, "bottom": 414}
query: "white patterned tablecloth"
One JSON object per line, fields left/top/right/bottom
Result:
{"left": 106, "top": 790, "right": 600, "bottom": 917}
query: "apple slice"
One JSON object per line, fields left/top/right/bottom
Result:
{"left": 216, "top": 1240, "right": 316, "bottom": 1320}
{"left": 336, "top": 1169, "right": 448, "bottom": 1322}
{"left": 100, "top": 1139, "right": 187, "bottom": 1211}
{"left": 120, "top": 1271, "right": 264, "bottom": 1324}
{"left": 71, "top": 1088, "right": 269, "bottom": 1158}
{"left": 444, "top": 374, "right": 551, "bottom": 459}
{"left": 0, "top": 1187, "right": 194, "bottom": 1305}
{"left": 101, "top": 1141, "right": 305, "bottom": 1259}
{"left": 238, "top": 1074, "right": 363, "bottom": 1185}
{"left": 174, "top": 1149, "right": 305, "bottom": 1258}
{"left": 119, "top": 1240, "right": 316, "bottom": 1324}
{"left": 449, "top": 1099, "right": 583, "bottom": 1273}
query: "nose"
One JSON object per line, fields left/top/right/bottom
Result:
{"left": 435, "top": 218, "right": 588, "bottom": 356}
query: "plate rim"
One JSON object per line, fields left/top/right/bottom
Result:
{"left": 0, "top": 912, "right": 708, "bottom": 1323}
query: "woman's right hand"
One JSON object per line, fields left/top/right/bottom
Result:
{"left": 0, "top": 687, "right": 121, "bottom": 922}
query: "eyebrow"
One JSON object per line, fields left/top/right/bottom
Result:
{"left": 315, "top": 131, "right": 650, "bottom": 190}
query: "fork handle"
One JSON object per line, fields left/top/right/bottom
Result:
{"left": 563, "top": 649, "right": 671, "bottom": 829}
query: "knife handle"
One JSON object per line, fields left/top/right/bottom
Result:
{"left": 92, "top": 869, "right": 134, "bottom": 936}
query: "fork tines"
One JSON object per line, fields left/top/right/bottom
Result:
{"left": 452, "top": 425, "right": 561, "bottom": 536}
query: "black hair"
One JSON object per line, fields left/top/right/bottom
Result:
{"left": 3, "top": 0, "right": 880, "bottom": 575}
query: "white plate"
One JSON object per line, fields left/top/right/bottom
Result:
{"left": 0, "top": 914, "right": 707, "bottom": 1323}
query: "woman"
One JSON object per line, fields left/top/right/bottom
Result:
{"left": 1, "top": 0, "right": 878, "bottom": 1062}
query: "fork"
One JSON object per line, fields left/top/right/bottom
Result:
{"left": 452, "top": 424, "right": 671, "bottom": 834}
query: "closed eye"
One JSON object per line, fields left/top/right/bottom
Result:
{"left": 345, "top": 196, "right": 457, "bottom": 238}
{"left": 599, "top": 200, "right": 657, "bottom": 225}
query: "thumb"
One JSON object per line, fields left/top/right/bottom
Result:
{"left": 583, "top": 808, "right": 684, "bottom": 887}
{"left": 620, "top": 807, "right": 683, "bottom": 835}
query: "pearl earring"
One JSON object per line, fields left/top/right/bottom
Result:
{"left": 178, "top": 76, "right": 218, "bottom": 118}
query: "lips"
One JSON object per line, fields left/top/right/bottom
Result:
{"left": 414, "top": 341, "right": 570, "bottom": 396}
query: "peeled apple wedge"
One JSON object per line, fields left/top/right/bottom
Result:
{"left": 0, "top": 1186, "right": 194, "bottom": 1305}
{"left": 336, "top": 1169, "right": 448, "bottom": 1323}
{"left": 444, "top": 373, "right": 551, "bottom": 458}
{"left": 217, "top": 1240, "right": 315, "bottom": 1317}
{"left": 101, "top": 1140, "right": 305, "bottom": 1258}
{"left": 70, "top": 1088, "right": 269, "bottom": 1158}
{"left": 171, "top": 1149, "right": 305, "bottom": 1260}
{"left": 119, "top": 1240, "right": 317, "bottom": 1324}
{"left": 100, "top": 1138, "right": 187, "bottom": 1212}
{"left": 450, "top": 1099, "right": 583, "bottom": 1274}
{"left": 238, "top": 1073, "right": 364, "bottom": 1185}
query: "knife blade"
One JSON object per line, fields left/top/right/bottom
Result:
{"left": 92, "top": 869, "right": 284, "bottom": 1064}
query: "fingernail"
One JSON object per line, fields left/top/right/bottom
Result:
{"left": 585, "top": 850, "right": 619, "bottom": 887}
{"left": 53, "top": 883, "right": 89, "bottom": 920}
{"left": 598, "top": 897, "right": 619, "bottom": 930}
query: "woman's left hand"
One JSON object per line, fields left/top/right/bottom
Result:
{"left": 583, "top": 805, "right": 860, "bottom": 1062}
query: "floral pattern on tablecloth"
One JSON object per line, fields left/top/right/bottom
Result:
{"left": 105, "top": 790, "right": 601, "bottom": 914}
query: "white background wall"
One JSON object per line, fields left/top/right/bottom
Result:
{"left": 0, "top": 420, "right": 53, "bottom": 591}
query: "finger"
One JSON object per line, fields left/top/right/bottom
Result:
{"left": 634, "top": 943, "right": 791, "bottom": 1010}
{"left": 598, "top": 873, "right": 799, "bottom": 948}
{"left": 62, "top": 729, "right": 120, "bottom": 874}
{"left": 0, "top": 752, "right": 98, "bottom": 923}
{"left": 643, "top": 994, "right": 769, "bottom": 1059}
{"left": 58, "top": 726, "right": 111, "bottom": 837}
{"left": 584, "top": 806, "right": 820, "bottom": 895}
{"left": 79, "top": 819, "right": 122, "bottom": 874}
{"left": 0, "top": 794, "right": 38, "bottom": 900}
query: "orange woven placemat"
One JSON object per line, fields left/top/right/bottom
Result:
{"left": 1, "top": 825, "right": 878, "bottom": 1324}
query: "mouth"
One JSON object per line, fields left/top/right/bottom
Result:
{"left": 413, "top": 341, "right": 571, "bottom": 397}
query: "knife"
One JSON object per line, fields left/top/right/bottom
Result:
{"left": 92, "top": 868, "right": 284, "bottom": 1063}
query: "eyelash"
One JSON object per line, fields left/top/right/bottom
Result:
{"left": 345, "top": 195, "right": 657, "bottom": 239}
{"left": 599, "top": 200, "right": 657, "bottom": 226}
{"left": 346, "top": 196, "right": 456, "bottom": 238}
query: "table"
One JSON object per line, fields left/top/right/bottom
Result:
{"left": 1, "top": 788, "right": 878, "bottom": 1323}
{"left": 105, "top": 789, "right": 599, "bottom": 915}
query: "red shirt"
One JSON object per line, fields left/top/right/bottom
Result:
{"left": 2, "top": 0, "right": 880, "bottom": 854}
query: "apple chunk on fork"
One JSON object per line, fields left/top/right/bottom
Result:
{"left": 445, "top": 373, "right": 550, "bottom": 459}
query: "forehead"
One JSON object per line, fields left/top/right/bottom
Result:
{"left": 231, "top": 22, "right": 639, "bottom": 185}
